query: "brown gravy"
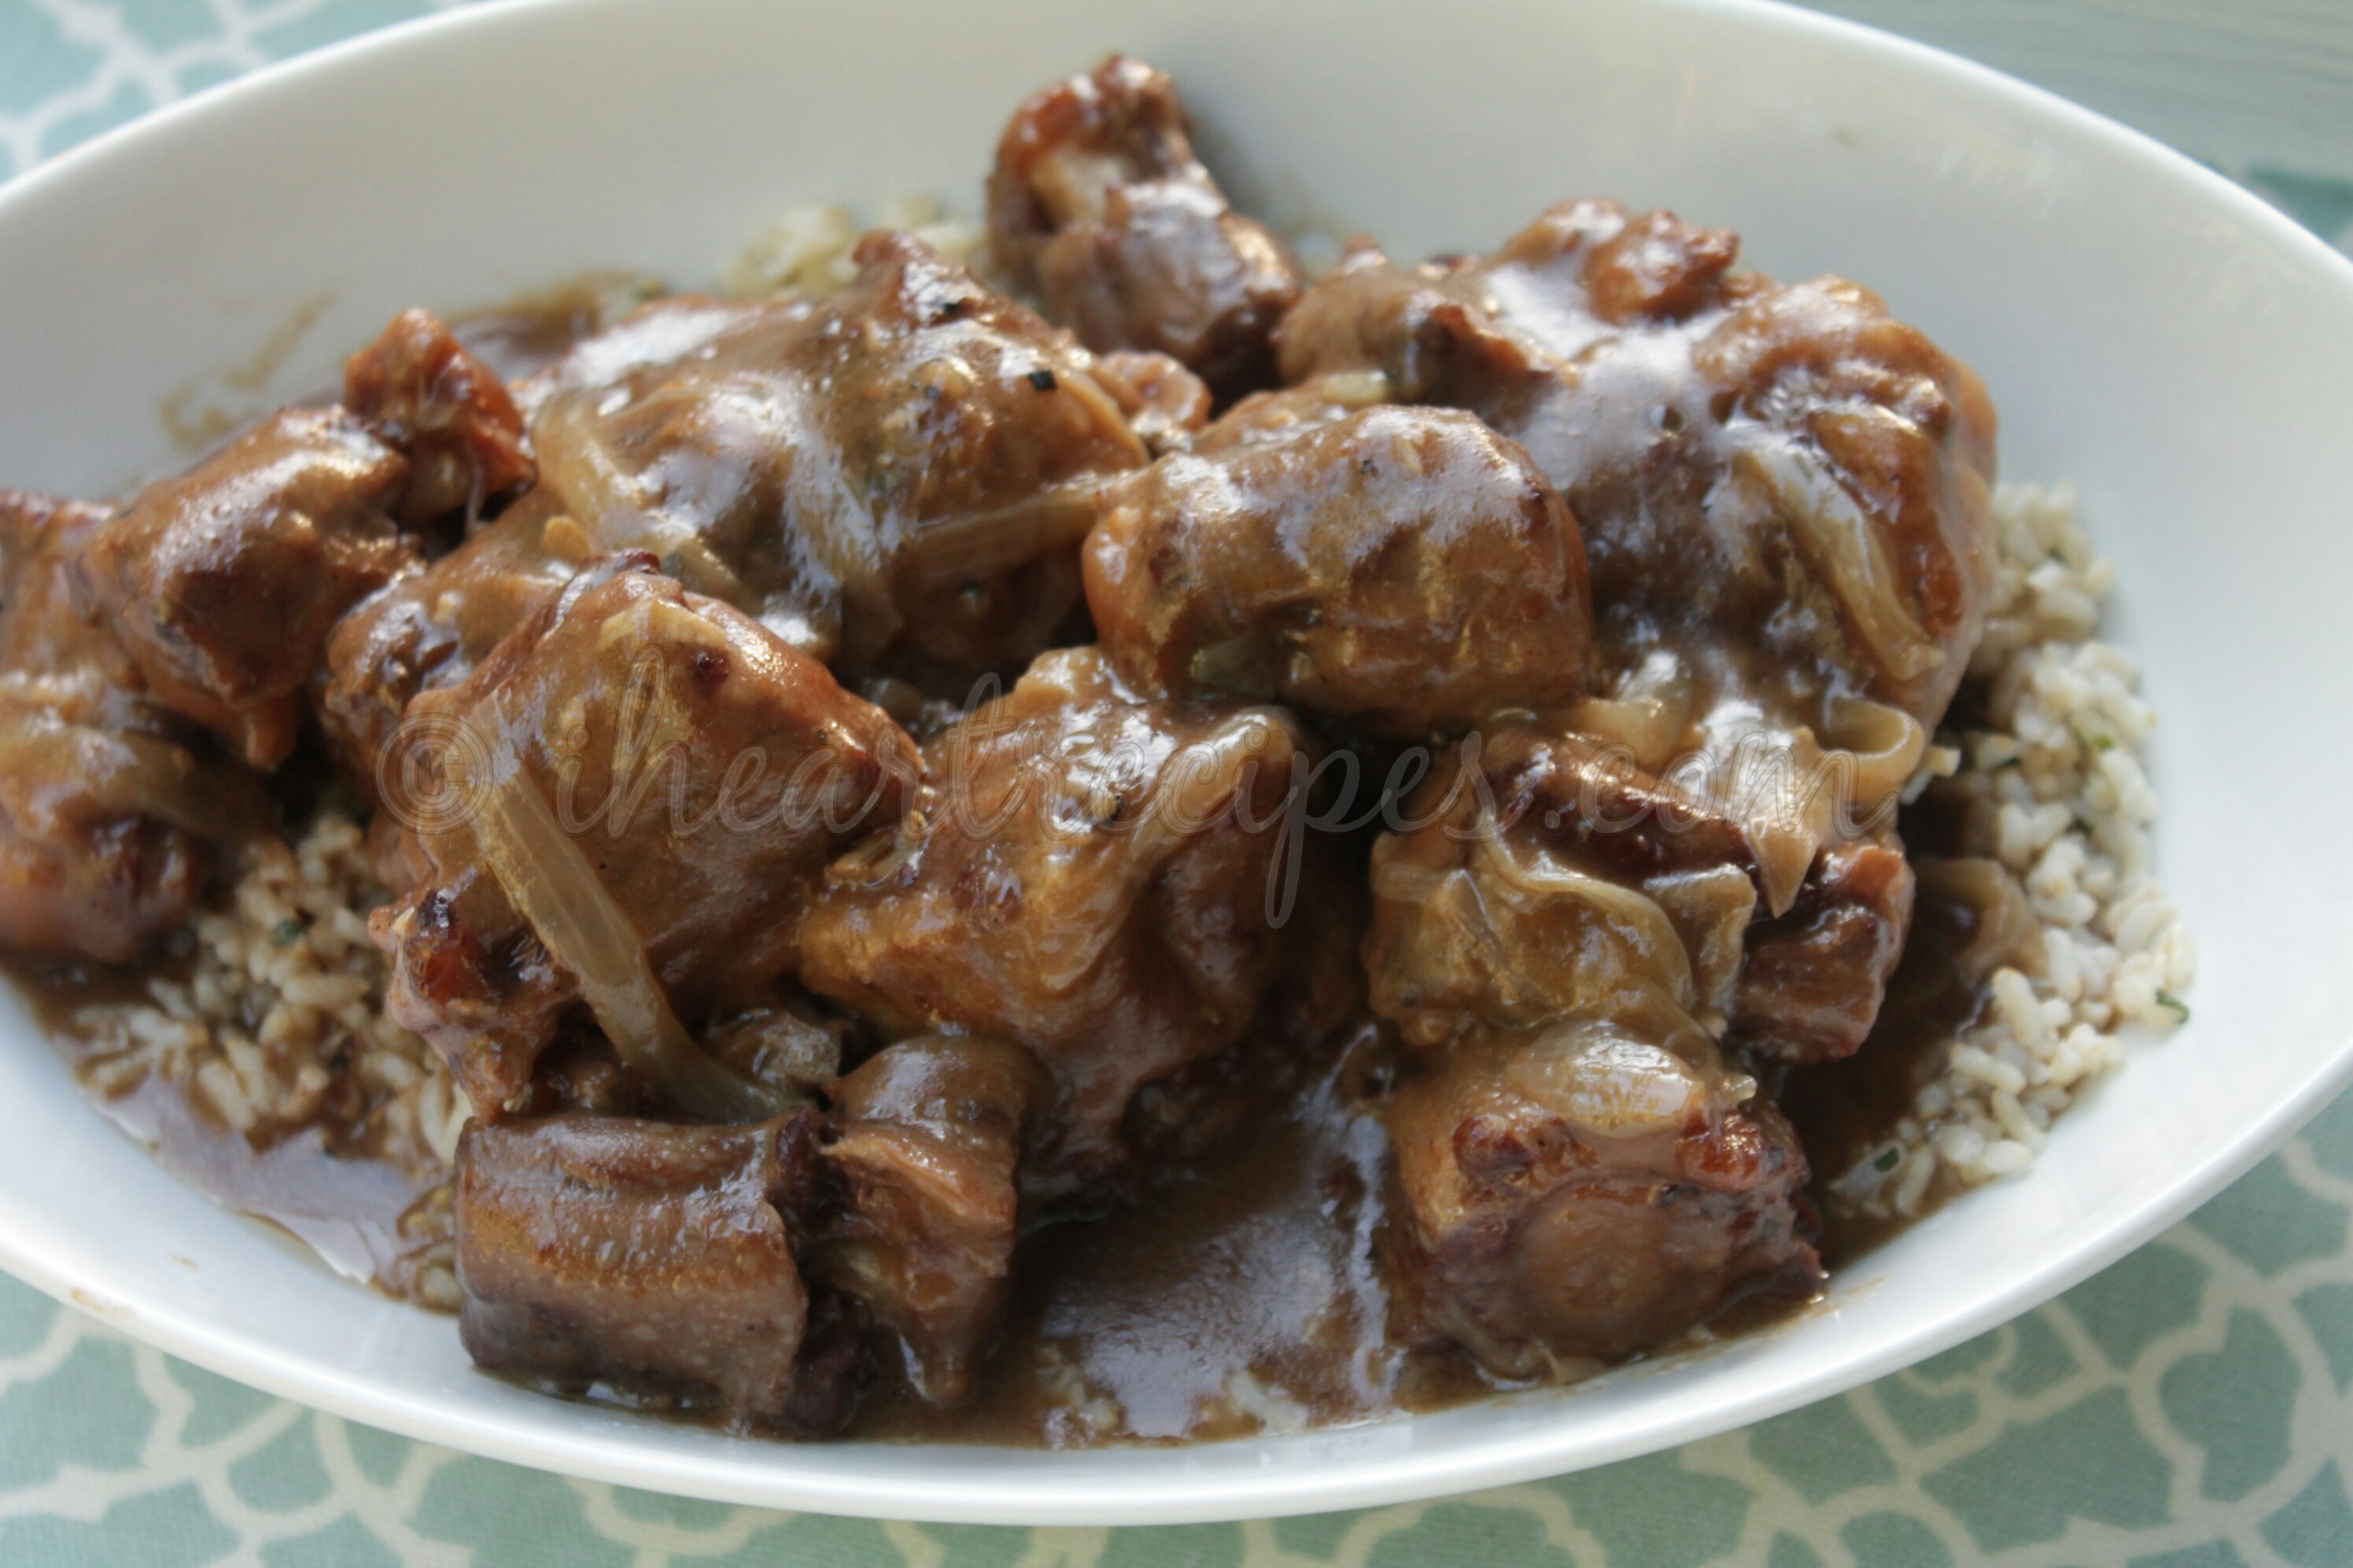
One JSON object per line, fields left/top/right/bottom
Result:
{"left": 858, "top": 1033, "right": 1499, "bottom": 1444}
{"left": 6, "top": 777, "right": 1989, "bottom": 1444}
{"left": 2, "top": 291, "right": 1997, "bottom": 1447}
{"left": 10, "top": 858, "right": 1978, "bottom": 1444}
{"left": 10, "top": 954, "right": 449, "bottom": 1295}
{"left": 1784, "top": 869, "right": 1993, "bottom": 1267}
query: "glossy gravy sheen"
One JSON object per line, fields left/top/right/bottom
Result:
{"left": 9, "top": 803, "right": 1975, "bottom": 1445}
{"left": 2, "top": 291, "right": 1990, "bottom": 1446}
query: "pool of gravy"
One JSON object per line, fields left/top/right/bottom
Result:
{"left": 5, "top": 798, "right": 2001, "bottom": 1444}
{"left": 9, "top": 951, "right": 451, "bottom": 1298}
{"left": 857, "top": 1032, "right": 1499, "bottom": 1444}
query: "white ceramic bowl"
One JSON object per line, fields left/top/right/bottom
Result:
{"left": 3, "top": 0, "right": 2351, "bottom": 1526}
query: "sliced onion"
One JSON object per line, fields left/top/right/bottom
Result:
{"left": 1053, "top": 364, "right": 1154, "bottom": 467}
{"left": 1824, "top": 694, "right": 1929, "bottom": 816}
{"left": 1017, "top": 710, "right": 1290, "bottom": 994}
{"left": 534, "top": 397, "right": 757, "bottom": 606}
{"left": 1642, "top": 863, "right": 1757, "bottom": 1031}
{"left": 1690, "top": 709, "right": 1828, "bottom": 917}
{"left": 1734, "top": 433, "right": 1941, "bottom": 683}
{"left": 529, "top": 393, "right": 655, "bottom": 542}
{"left": 1506, "top": 1019, "right": 1700, "bottom": 1138}
{"left": 463, "top": 697, "right": 795, "bottom": 1124}
{"left": 894, "top": 478, "right": 1118, "bottom": 589}
{"left": 1475, "top": 836, "right": 1698, "bottom": 1013}
{"left": 0, "top": 688, "right": 241, "bottom": 839}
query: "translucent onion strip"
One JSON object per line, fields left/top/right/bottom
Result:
{"left": 1474, "top": 835, "right": 1699, "bottom": 1013}
{"left": 464, "top": 698, "right": 795, "bottom": 1125}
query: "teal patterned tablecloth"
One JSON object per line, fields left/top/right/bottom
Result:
{"left": 3, "top": 2, "right": 2351, "bottom": 1563}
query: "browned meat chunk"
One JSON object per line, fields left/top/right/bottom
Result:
{"left": 0, "top": 492, "right": 253, "bottom": 961}
{"left": 455, "top": 1111, "right": 822, "bottom": 1426}
{"left": 68, "top": 408, "right": 413, "bottom": 769}
{"left": 1094, "top": 349, "right": 1213, "bottom": 455}
{"left": 810, "top": 1035, "right": 1044, "bottom": 1404}
{"left": 1385, "top": 1036, "right": 1816, "bottom": 1368}
{"left": 318, "top": 489, "right": 580, "bottom": 778}
{"left": 323, "top": 235, "right": 1155, "bottom": 771}
{"left": 1188, "top": 369, "right": 1395, "bottom": 457}
{"left": 1732, "top": 836, "right": 1915, "bottom": 1064}
{"left": 798, "top": 646, "right": 1304, "bottom": 1200}
{"left": 342, "top": 308, "right": 535, "bottom": 529}
{"left": 527, "top": 236, "right": 1152, "bottom": 686}
{"left": 1366, "top": 730, "right": 1761, "bottom": 1050}
{"left": 1085, "top": 405, "right": 1593, "bottom": 734}
{"left": 1278, "top": 199, "right": 1997, "bottom": 732}
{"left": 1370, "top": 723, "right": 1909, "bottom": 1063}
{"left": 1274, "top": 242, "right": 1536, "bottom": 411}
{"left": 1277, "top": 198, "right": 1986, "bottom": 1022}
{"left": 374, "top": 559, "right": 918, "bottom": 1116}
{"left": 989, "top": 55, "right": 1304, "bottom": 398}
{"left": 1367, "top": 729, "right": 1820, "bottom": 1368}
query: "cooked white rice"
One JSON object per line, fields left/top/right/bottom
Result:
{"left": 73, "top": 813, "right": 467, "bottom": 1181}
{"left": 1831, "top": 482, "right": 2196, "bottom": 1216}
{"left": 722, "top": 194, "right": 985, "bottom": 299}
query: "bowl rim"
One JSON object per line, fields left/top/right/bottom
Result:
{"left": 3, "top": 0, "right": 2351, "bottom": 1526}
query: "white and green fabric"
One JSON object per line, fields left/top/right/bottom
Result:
{"left": 3, "top": 3, "right": 2351, "bottom": 1563}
